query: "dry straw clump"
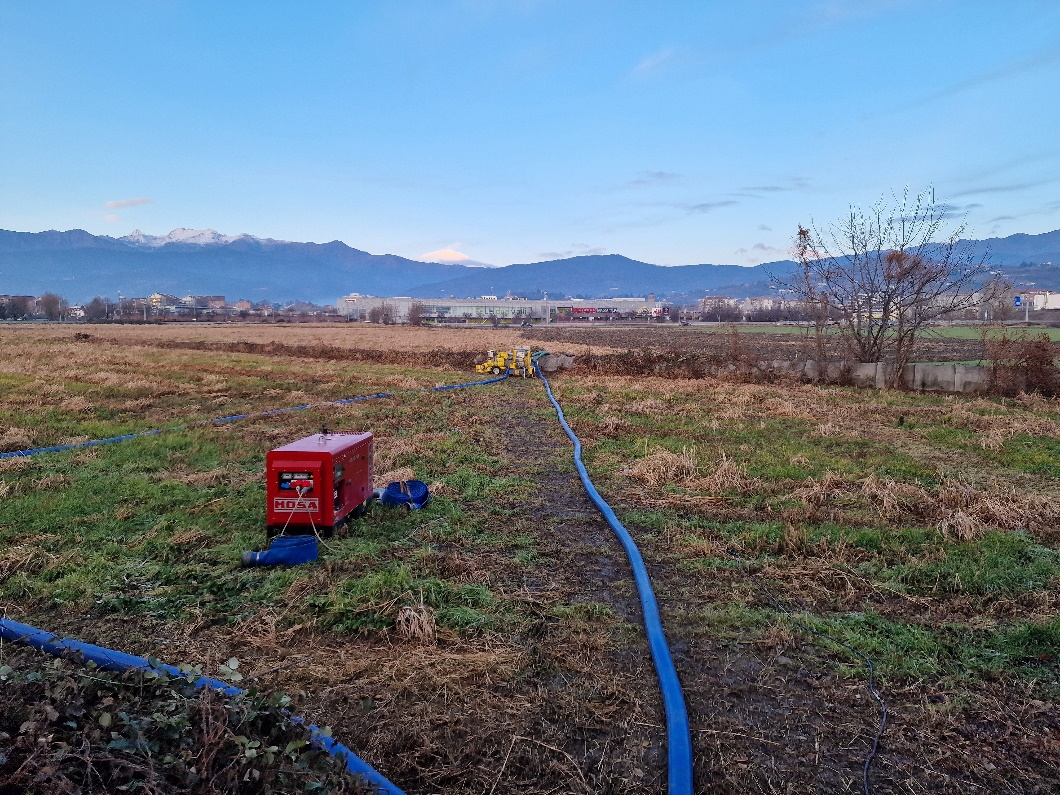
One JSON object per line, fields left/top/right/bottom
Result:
{"left": 789, "top": 471, "right": 858, "bottom": 518}
{"left": 934, "top": 477, "right": 1060, "bottom": 540}
{"left": 373, "top": 436, "right": 425, "bottom": 473}
{"left": 687, "top": 454, "right": 760, "bottom": 495}
{"left": 625, "top": 447, "right": 698, "bottom": 487}
{"left": 786, "top": 470, "right": 1060, "bottom": 540}
{"left": 395, "top": 603, "right": 438, "bottom": 644}
{"left": 944, "top": 401, "right": 1060, "bottom": 452}
{"left": 860, "top": 474, "right": 931, "bottom": 520}
{"left": 0, "top": 427, "right": 34, "bottom": 452}
{"left": 624, "top": 398, "right": 670, "bottom": 416}
{"left": 29, "top": 474, "right": 71, "bottom": 492}
{"left": 375, "top": 467, "right": 416, "bottom": 488}
{"left": 0, "top": 541, "right": 75, "bottom": 580}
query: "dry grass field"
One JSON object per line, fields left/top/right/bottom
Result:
{"left": 3, "top": 321, "right": 620, "bottom": 355}
{"left": 1, "top": 322, "right": 1057, "bottom": 794}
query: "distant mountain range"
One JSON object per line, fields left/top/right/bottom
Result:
{"left": 1, "top": 226, "right": 1059, "bottom": 305}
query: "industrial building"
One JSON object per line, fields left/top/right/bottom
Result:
{"left": 336, "top": 294, "right": 661, "bottom": 322}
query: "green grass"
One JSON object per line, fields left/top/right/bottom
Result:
{"left": 309, "top": 562, "right": 498, "bottom": 633}
{"left": 880, "top": 531, "right": 1058, "bottom": 596}
{"left": 560, "top": 367, "right": 1060, "bottom": 696}
{"left": 0, "top": 364, "right": 561, "bottom": 641}
{"left": 681, "top": 323, "right": 1060, "bottom": 342}
{"left": 797, "top": 611, "right": 1060, "bottom": 685}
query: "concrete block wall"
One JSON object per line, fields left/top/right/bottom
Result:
{"left": 787, "top": 360, "right": 993, "bottom": 394}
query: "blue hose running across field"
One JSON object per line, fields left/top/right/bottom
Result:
{"left": 0, "top": 617, "right": 405, "bottom": 795}
{"left": 537, "top": 371, "right": 693, "bottom": 795}
{"left": 0, "top": 371, "right": 508, "bottom": 459}
{"left": 0, "top": 370, "right": 512, "bottom": 789}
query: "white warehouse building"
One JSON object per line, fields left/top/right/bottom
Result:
{"left": 336, "top": 294, "right": 660, "bottom": 322}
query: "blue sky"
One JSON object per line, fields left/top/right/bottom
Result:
{"left": 2, "top": 0, "right": 1058, "bottom": 267}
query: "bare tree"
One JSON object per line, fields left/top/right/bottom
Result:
{"left": 406, "top": 302, "right": 425, "bottom": 326}
{"left": 84, "top": 296, "right": 114, "bottom": 321}
{"left": 38, "top": 292, "right": 69, "bottom": 321}
{"left": 977, "top": 276, "right": 1015, "bottom": 322}
{"left": 778, "top": 189, "right": 1004, "bottom": 386}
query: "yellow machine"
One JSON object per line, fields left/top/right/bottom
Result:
{"left": 476, "top": 347, "right": 537, "bottom": 377}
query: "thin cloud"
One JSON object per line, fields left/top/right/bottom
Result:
{"left": 629, "top": 171, "right": 680, "bottom": 187}
{"left": 988, "top": 215, "right": 1015, "bottom": 223}
{"left": 953, "top": 177, "right": 1060, "bottom": 198}
{"left": 953, "top": 153, "right": 1058, "bottom": 186}
{"left": 631, "top": 47, "right": 679, "bottom": 77}
{"left": 732, "top": 241, "right": 791, "bottom": 265}
{"left": 686, "top": 200, "right": 738, "bottom": 214}
{"left": 913, "top": 42, "right": 1060, "bottom": 107}
{"left": 758, "top": 224, "right": 773, "bottom": 231}
{"left": 734, "top": 177, "right": 810, "bottom": 199}
{"left": 539, "top": 243, "right": 607, "bottom": 259}
{"left": 103, "top": 213, "right": 120, "bottom": 223}
{"left": 935, "top": 202, "right": 982, "bottom": 220}
{"left": 105, "top": 197, "right": 153, "bottom": 209}
{"left": 806, "top": 0, "right": 909, "bottom": 24}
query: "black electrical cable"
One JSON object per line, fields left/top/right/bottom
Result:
{"left": 726, "top": 550, "right": 888, "bottom": 795}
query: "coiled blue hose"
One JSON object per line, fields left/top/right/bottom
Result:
{"left": 537, "top": 371, "right": 693, "bottom": 795}
{"left": 0, "top": 617, "right": 405, "bottom": 794}
{"left": 0, "top": 371, "right": 508, "bottom": 460}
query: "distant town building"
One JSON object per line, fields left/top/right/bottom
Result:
{"left": 179, "top": 295, "right": 226, "bottom": 310}
{"left": 337, "top": 294, "right": 657, "bottom": 322}
{"left": 699, "top": 296, "right": 738, "bottom": 310}
{"left": 148, "top": 293, "right": 179, "bottom": 308}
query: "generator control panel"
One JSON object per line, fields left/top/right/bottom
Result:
{"left": 266, "top": 431, "right": 373, "bottom": 537}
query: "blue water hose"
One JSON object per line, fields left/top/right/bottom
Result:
{"left": 1, "top": 363, "right": 692, "bottom": 789}
{"left": 537, "top": 371, "right": 693, "bottom": 795}
{"left": 0, "top": 373, "right": 516, "bottom": 785}
{"left": 0, "top": 617, "right": 405, "bottom": 795}
{"left": 0, "top": 371, "right": 508, "bottom": 460}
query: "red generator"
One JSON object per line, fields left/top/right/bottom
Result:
{"left": 266, "top": 431, "right": 373, "bottom": 537}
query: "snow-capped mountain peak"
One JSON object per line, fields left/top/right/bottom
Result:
{"left": 119, "top": 228, "right": 263, "bottom": 247}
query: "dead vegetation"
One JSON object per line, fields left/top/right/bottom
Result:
{"left": 2, "top": 324, "right": 1059, "bottom": 794}
{"left": 624, "top": 447, "right": 698, "bottom": 486}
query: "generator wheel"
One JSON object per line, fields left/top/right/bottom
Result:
{"left": 490, "top": 366, "right": 501, "bottom": 375}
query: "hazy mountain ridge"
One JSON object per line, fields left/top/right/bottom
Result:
{"left": 1, "top": 227, "right": 1058, "bottom": 304}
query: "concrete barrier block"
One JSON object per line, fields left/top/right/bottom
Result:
{"left": 849, "top": 363, "right": 878, "bottom": 387}
{"left": 955, "top": 364, "right": 991, "bottom": 393}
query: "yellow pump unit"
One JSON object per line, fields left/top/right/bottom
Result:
{"left": 476, "top": 347, "right": 537, "bottom": 377}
